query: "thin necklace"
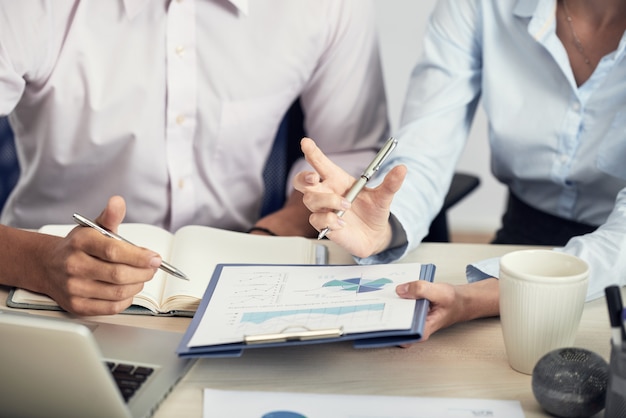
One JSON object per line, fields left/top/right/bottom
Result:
{"left": 562, "top": 0, "right": 593, "bottom": 67}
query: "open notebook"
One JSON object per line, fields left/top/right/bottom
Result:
{"left": 8, "top": 222, "right": 328, "bottom": 316}
{"left": 0, "top": 310, "right": 194, "bottom": 418}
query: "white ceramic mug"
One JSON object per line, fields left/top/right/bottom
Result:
{"left": 499, "top": 249, "right": 589, "bottom": 374}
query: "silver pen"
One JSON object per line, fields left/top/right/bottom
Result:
{"left": 318, "top": 137, "right": 398, "bottom": 240}
{"left": 72, "top": 213, "right": 189, "bottom": 281}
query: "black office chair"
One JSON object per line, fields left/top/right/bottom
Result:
{"left": 0, "top": 116, "right": 19, "bottom": 211}
{"left": 261, "top": 99, "right": 480, "bottom": 242}
{"left": 422, "top": 171, "right": 480, "bottom": 242}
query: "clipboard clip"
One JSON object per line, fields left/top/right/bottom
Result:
{"left": 244, "top": 326, "right": 344, "bottom": 345}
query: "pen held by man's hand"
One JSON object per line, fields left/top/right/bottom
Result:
{"left": 72, "top": 213, "right": 189, "bottom": 281}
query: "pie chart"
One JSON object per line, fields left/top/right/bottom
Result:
{"left": 262, "top": 412, "right": 307, "bottom": 418}
{"left": 323, "top": 277, "right": 392, "bottom": 293}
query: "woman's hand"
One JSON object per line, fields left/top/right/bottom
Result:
{"left": 396, "top": 278, "right": 500, "bottom": 341}
{"left": 293, "top": 137, "right": 406, "bottom": 258}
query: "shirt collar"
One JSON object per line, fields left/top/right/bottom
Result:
{"left": 122, "top": 0, "right": 249, "bottom": 19}
{"left": 514, "top": 0, "right": 556, "bottom": 40}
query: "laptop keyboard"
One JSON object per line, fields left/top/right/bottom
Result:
{"left": 106, "top": 361, "right": 154, "bottom": 402}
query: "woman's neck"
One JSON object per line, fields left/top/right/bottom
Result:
{"left": 556, "top": 0, "right": 626, "bottom": 85}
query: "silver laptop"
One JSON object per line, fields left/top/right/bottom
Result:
{"left": 0, "top": 310, "right": 195, "bottom": 418}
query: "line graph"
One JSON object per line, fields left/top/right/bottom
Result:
{"left": 241, "top": 303, "right": 385, "bottom": 324}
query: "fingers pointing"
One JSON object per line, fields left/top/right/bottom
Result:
{"left": 301, "top": 137, "right": 341, "bottom": 181}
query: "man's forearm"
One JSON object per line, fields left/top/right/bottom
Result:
{"left": 253, "top": 191, "right": 317, "bottom": 238}
{"left": 0, "top": 225, "right": 55, "bottom": 292}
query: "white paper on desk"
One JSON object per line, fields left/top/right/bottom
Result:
{"left": 202, "top": 388, "right": 525, "bottom": 418}
{"left": 187, "top": 264, "right": 420, "bottom": 347}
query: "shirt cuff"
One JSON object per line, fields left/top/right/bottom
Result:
{"left": 387, "top": 213, "right": 408, "bottom": 250}
{"left": 355, "top": 245, "right": 408, "bottom": 265}
{"left": 466, "top": 256, "right": 500, "bottom": 283}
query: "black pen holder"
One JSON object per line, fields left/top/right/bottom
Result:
{"left": 605, "top": 343, "right": 626, "bottom": 418}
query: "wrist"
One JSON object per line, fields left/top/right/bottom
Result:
{"left": 456, "top": 278, "right": 500, "bottom": 321}
{"left": 373, "top": 215, "right": 405, "bottom": 255}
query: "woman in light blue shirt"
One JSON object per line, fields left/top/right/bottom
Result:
{"left": 294, "top": 0, "right": 626, "bottom": 340}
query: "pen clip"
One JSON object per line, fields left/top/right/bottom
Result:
{"left": 244, "top": 326, "right": 344, "bottom": 345}
{"left": 362, "top": 137, "right": 398, "bottom": 180}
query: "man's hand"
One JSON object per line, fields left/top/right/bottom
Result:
{"left": 293, "top": 137, "right": 406, "bottom": 258}
{"left": 2, "top": 196, "right": 162, "bottom": 316}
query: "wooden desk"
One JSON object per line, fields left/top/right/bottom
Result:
{"left": 1, "top": 242, "right": 613, "bottom": 417}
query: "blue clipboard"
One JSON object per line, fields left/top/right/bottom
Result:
{"left": 176, "top": 263, "right": 436, "bottom": 358}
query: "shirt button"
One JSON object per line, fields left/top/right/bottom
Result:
{"left": 560, "top": 154, "right": 569, "bottom": 164}
{"left": 178, "top": 179, "right": 185, "bottom": 189}
{"left": 176, "top": 115, "right": 185, "bottom": 125}
{"left": 572, "top": 102, "right": 581, "bottom": 112}
{"left": 175, "top": 46, "right": 185, "bottom": 56}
